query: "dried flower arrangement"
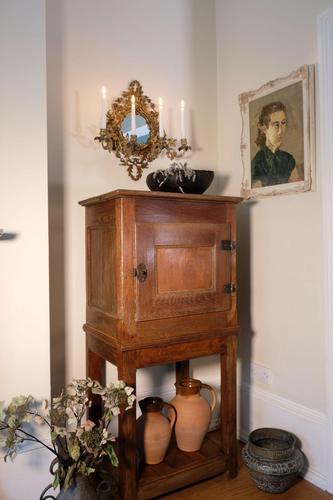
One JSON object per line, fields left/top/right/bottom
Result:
{"left": 0, "top": 378, "right": 135, "bottom": 493}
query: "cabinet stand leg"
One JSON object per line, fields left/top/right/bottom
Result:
{"left": 221, "top": 336, "right": 238, "bottom": 477}
{"left": 86, "top": 346, "right": 106, "bottom": 421}
{"left": 176, "top": 360, "right": 190, "bottom": 382}
{"left": 117, "top": 351, "right": 137, "bottom": 500}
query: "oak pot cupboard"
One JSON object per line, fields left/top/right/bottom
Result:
{"left": 79, "top": 189, "right": 242, "bottom": 499}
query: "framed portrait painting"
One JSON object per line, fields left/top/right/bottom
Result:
{"left": 239, "top": 65, "right": 315, "bottom": 199}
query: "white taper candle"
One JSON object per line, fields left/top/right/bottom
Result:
{"left": 101, "top": 86, "right": 107, "bottom": 128}
{"left": 180, "top": 99, "right": 185, "bottom": 138}
{"left": 158, "top": 97, "right": 164, "bottom": 137}
{"left": 131, "top": 95, "right": 136, "bottom": 136}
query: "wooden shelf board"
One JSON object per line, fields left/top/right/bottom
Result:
{"left": 137, "top": 431, "right": 227, "bottom": 499}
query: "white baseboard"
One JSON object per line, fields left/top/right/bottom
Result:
{"left": 238, "top": 383, "right": 328, "bottom": 492}
{"left": 136, "top": 387, "right": 176, "bottom": 406}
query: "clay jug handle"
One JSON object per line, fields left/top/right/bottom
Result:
{"left": 201, "top": 383, "right": 217, "bottom": 413}
{"left": 163, "top": 402, "right": 177, "bottom": 429}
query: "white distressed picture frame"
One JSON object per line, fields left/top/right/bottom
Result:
{"left": 239, "top": 65, "right": 315, "bottom": 199}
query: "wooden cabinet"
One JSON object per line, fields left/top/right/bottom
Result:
{"left": 79, "top": 189, "right": 242, "bottom": 499}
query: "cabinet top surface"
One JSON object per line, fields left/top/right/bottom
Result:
{"left": 79, "top": 189, "right": 243, "bottom": 207}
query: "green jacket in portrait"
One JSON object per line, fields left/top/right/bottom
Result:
{"left": 251, "top": 145, "right": 296, "bottom": 187}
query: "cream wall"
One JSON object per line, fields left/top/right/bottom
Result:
{"left": 46, "top": 0, "right": 218, "bottom": 401}
{"left": 0, "top": 1, "right": 51, "bottom": 498}
{"left": 216, "top": 0, "right": 332, "bottom": 411}
{"left": 216, "top": 0, "right": 333, "bottom": 489}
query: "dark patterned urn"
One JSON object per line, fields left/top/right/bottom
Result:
{"left": 242, "top": 428, "right": 305, "bottom": 494}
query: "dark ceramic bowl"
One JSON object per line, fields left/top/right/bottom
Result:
{"left": 146, "top": 169, "right": 214, "bottom": 194}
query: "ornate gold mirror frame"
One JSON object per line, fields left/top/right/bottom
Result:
{"left": 95, "top": 80, "right": 190, "bottom": 181}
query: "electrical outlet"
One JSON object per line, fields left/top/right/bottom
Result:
{"left": 251, "top": 363, "right": 272, "bottom": 385}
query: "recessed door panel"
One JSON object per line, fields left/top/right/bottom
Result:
{"left": 87, "top": 225, "right": 116, "bottom": 315}
{"left": 156, "top": 246, "right": 214, "bottom": 293}
{"left": 135, "top": 223, "right": 232, "bottom": 320}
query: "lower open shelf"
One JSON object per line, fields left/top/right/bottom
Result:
{"left": 137, "top": 430, "right": 227, "bottom": 499}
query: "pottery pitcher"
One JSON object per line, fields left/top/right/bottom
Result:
{"left": 170, "top": 378, "right": 216, "bottom": 452}
{"left": 138, "top": 397, "right": 176, "bottom": 464}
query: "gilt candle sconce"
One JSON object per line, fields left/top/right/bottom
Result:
{"left": 95, "top": 80, "right": 191, "bottom": 181}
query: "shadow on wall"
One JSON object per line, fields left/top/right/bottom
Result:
{"left": 237, "top": 200, "right": 256, "bottom": 437}
{"left": 0, "top": 232, "right": 18, "bottom": 240}
{"left": 46, "top": 0, "right": 66, "bottom": 397}
{"left": 206, "top": 173, "right": 230, "bottom": 195}
{"left": 188, "top": 0, "right": 218, "bottom": 168}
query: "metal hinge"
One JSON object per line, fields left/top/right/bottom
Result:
{"left": 224, "top": 283, "right": 236, "bottom": 294}
{"left": 221, "top": 240, "right": 236, "bottom": 251}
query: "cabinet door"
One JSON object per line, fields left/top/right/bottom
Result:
{"left": 135, "top": 222, "right": 233, "bottom": 321}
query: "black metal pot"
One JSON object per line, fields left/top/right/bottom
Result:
{"left": 242, "top": 428, "right": 305, "bottom": 494}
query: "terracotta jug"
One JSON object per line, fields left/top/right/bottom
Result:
{"left": 170, "top": 378, "right": 216, "bottom": 452}
{"left": 138, "top": 397, "right": 177, "bottom": 465}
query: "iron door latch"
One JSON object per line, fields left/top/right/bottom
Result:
{"left": 224, "top": 283, "right": 236, "bottom": 293}
{"left": 221, "top": 240, "right": 236, "bottom": 250}
{"left": 133, "top": 263, "right": 148, "bottom": 283}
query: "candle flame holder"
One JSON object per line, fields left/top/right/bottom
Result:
{"left": 95, "top": 80, "right": 191, "bottom": 181}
